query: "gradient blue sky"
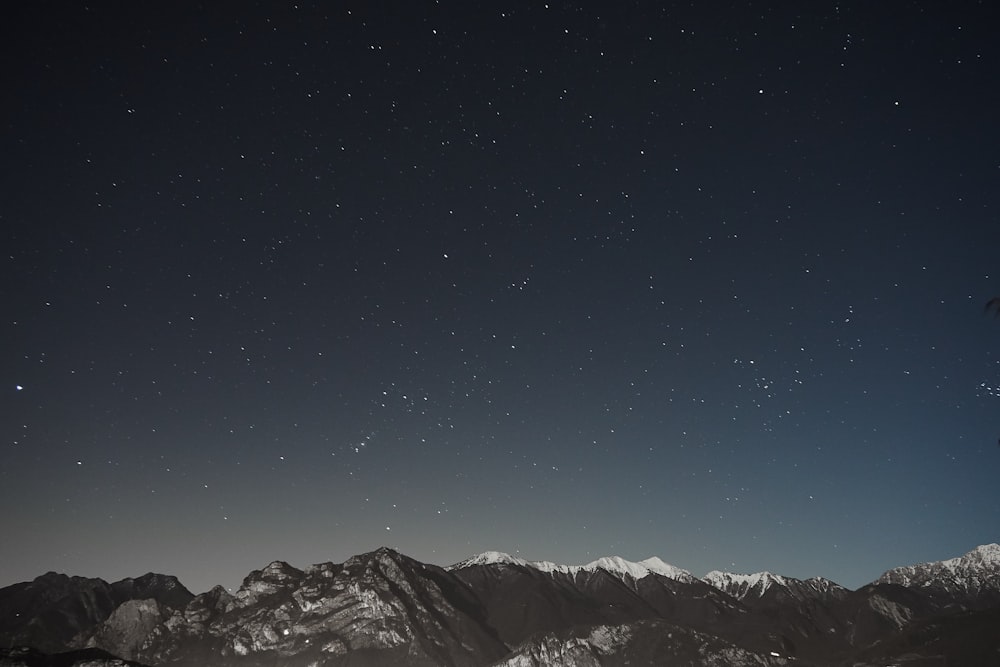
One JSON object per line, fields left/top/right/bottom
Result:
{"left": 2, "top": 2, "right": 998, "bottom": 595}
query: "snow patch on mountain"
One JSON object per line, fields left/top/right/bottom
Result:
{"left": 702, "top": 571, "right": 787, "bottom": 598}
{"left": 805, "top": 576, "right": 848, "bottom": 596}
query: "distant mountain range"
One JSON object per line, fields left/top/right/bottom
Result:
{"left": 1, "top": 544, "right": 998, "bottom": 666}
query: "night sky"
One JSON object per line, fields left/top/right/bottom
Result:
{"left": 2, "top": 2, "right": 998, "bottom": 596}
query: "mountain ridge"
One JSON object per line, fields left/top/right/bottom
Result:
{"left": 1, "top": 544, "right": 998, "bottom": 666}
{"left": 447, "top": 552, "right": 695, "bottom": 584}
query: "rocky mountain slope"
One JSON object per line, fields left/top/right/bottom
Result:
{"left": 1, "top": 544, "right": 998, "bottom": 666}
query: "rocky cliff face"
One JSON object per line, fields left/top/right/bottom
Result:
{"left": 136, "top": 547, "right": 506, "bottom": 667}
{"left": 89, "top": 599, "right": 167, "bottom": 661}
{"left": 2, "top": 544, "right": 999, "bottom": 666}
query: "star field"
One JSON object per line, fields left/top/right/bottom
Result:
{"left": 2, "top": 2, "right": 998, "bottom": 595}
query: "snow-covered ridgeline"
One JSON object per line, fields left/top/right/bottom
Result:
{"left": 449, "top": 552, "right": 695, "bottom": 582}
{"left": 875, "top": 543, "right": 1000, "bottom": 590}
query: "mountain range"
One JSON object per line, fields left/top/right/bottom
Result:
{"left": 1, "top": 544, "right": 998, "bottom": 666}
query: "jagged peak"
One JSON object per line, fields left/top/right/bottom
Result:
{"left": 241, "top": 560, "right": 303, "bottom": 586}
{"left": 207, "top": 584, "right": 232, "bottom": 597}
{"left": 350, "top": 545, "right": 408, "bottom": 565}
{"left": 968, "top": 543, "right": 1000, "bottom": 562}
{"left": 262, "top": 559, "right": 299, "bottom": 571}
{"left": 346, "top": 545, "right": 401, "bottom": 560}
{"left": 373, "top": 545, "right": 404, "bottom": 559}
{"left": 342, "top": 546, "right": 427, "bottom": 575}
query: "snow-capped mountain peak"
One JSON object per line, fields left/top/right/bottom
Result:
{"left": 637, "top": 556, "right": 694, "bottom": 580}
{"left": 966, "top": 543, "right": 1000, "bottom": 564}
{"left": 448, "top": 551, "right": 529, "bottom": 569}
{"left": 449, "top": 552, "right": 694, "bottom": 582}
{"left": 585, "top": 556, "right": 656, "bottom": 580}
{"left": 874, "top": 543, "right": 1000, "bottom": 600}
